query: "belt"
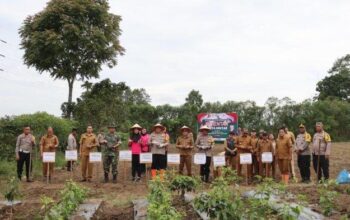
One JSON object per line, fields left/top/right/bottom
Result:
{"left": 20, "top": 149, "right": 30, "bottom": 153}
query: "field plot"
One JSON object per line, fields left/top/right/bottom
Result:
{"left": 0, "top": 142, "right": 349, "bottom": 219}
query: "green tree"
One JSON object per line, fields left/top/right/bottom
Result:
{"left": 316, "top": 54, "right": 350, "bottom": 101}
{"left": 19, "top": 0, "right": 125, "bottom": 118}
{"left": 73, "top": 79, "right": 152, "bottom": 131}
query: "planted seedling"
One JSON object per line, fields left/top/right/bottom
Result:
{"left": 169, "top": 175, "right": 199, "bottom": 200}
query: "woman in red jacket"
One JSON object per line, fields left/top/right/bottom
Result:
{"left": 128, "top": 124, "right": 143, "bottom": 182}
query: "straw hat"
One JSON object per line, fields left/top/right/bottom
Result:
{"left": 180, "top": 126, "right": 191, "bottom": 132}
{"left": 130, "top": 124, "right": 142, "bottom": 130}
{"left": 153, "top": 123, "right": 165, "bottom": 130}
{"left": 199, "top": 125, "right": 210, "bottom": 131}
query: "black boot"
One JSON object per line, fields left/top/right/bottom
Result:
{"left": 112, "top": 175, "right": 117, "bottom": 183}
{"left": 104, "top": 173, "right": 109, "bottom": 183}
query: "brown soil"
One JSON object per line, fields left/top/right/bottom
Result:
{"left": 172, "top": 195, "right": 201, "bottom": 220}
{"left": 92, "top": 201, "right": 134, "bottom": 220}
{"left": 0, "top": 142, "right": 349, "bottom": 219}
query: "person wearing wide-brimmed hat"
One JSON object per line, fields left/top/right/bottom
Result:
{"left": 176, "top": 126, "right": 194, "bottom": 176}
{"left": 128, "top": 124, "right": 143, "bottom": 181}
{"left": 101, "top": 124, "right": 121, "bottom": 183}
{"left": 148, "top": 123, "right": 169, "bottom": 179}
{"left": 195, "top": 125, "right": 215, "bottom": 182}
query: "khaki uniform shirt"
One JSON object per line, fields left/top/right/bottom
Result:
{"left": 295, "top": 132, "right": 311, "bottom": 156}
{"left": 251, "top": 137, "right": 258, "bottom": 154}
{"left": 236, "top": 135, "right": 252, "bottom": 153}
{"left": 16, "top": 133, "right": 35, "bottom": 154}
{"left": 312, "top": 131, "right": 331, "bottom": 156}
{"left": 257, "top": 139, "right": 273, "bottom": 155}
{"left": 149, "top": 132, "right": 169, "bottom": 155}
{"left": 195, "top": 134, "right": 214, "bottom": 157}
{"left": 79, "top": 133, "right": 98, "bottom": 156}
{"left": 176, "top": 135, "right": 194, "bottom": 156}
{"left": 286, "top": 131, "right": 296, "bottom": 145}
{"left": 40, "top": 135, "right": 59, "bottom": 152}
{"left": 276, "top": 135, "right": 292, "bottom": 160}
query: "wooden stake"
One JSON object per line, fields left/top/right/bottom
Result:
{"left": 46, "top": 163, "right": 50, "bottom": 184}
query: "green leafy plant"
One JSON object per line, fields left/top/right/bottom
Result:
{"left": 317, "top": 179, "right": 338, "bottom": 217}
{"left": 194, "top": 177, "right": 243, "bottom": 220}
{"left": 3, "top": 176, "right": 21, "bottom": 204}
{"left": 147, "top": 177, "right": 182, "bottom": 220}
{"left": 277, "top": 204, "right": 302, "bottom": 220}
{"left": 221, "top": 167, "right": 242, "bottom": 184}
{"left": 40, "top": 195, "right": 55, "bottom": 216}
{"left": 169, "top": 175, "right": 199, "bottom": 199}
{"left": 44, "top": 180, "right": 88, "bottom": 220}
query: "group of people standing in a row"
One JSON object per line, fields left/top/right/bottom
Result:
{"left": 15, "top": 121, "right": 331, "bottom": 184}
{"left": 223, "top": 122, "right": 331, "bottom": 184}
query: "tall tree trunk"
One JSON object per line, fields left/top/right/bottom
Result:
{"left": 67, "top": 78, "right": 75, "bottom": 119}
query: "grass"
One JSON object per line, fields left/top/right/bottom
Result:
{"left": 0, "top": 151, "right": 67, "bottom": 180}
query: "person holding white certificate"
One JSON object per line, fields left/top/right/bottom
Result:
{"left": 257, "top": 132, "right": 274, "bottom": 177}
{"left": 148, "top": 123, "right": 169, "bottom": 180}
{"left": 176, "top": 126, "right": 194, "bottom": 176}
{"left": 195, "top": 125, "right": 214, "bottom": 182}
{"left": 40, "top": 127, "right": 59, "bottom": 181}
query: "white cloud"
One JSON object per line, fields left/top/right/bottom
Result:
{"left": 0, "top": 0, "right": 350, "bottom": 116}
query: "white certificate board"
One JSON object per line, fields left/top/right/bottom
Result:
{"left": 89, "top": 152, "right": 102, "bottom": 163}
{"left": 43, "top": 152, "right": 56, "bottom": 163}
{"left": 194, "top": 153, "right": 206, "bottom": 165}
{"left": 65, "top": 150, "right": 78, "bottom": 161}
{"left": 167, "top": 153, "right": 180, "bottom": 165}
{"left": 261, "top": 152, "right": 273, "bottom": 163}
{"left": 240, "top": 153, "right": 252, "bottom": 165}
{"left": 119, "top": 150, "right": 132, "bottom": 161}
{"left": 140, "top": 153, "right": 153, "bottom": 164}
{"left": 213, "top": 155, "right": 226, "bottom": 167}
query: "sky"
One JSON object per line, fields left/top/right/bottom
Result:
{"left": 1, "top": 0, "right": 350, "bottom": 116}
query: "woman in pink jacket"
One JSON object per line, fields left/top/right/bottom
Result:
{"left": 128, "top": 124, "right": 142, "bottom": 182}
{"left": 140, "top": 128, "right": 150, "bottom": 174}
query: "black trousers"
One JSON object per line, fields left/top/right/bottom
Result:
{"left": 132, "top": 154, "right": 141, "bottom": 178}
{"left": 17, "top": 152, "right": 32, "bottom": 179}
{"left": 312, "top": 154, "right": 329, "bottom": 180}
{"left": 297, "top": 155, "right": 311, "bottom": 181}
{"left": 151, "top": 154, "right": 167, "bottom": 170}
{"left": 200, "top": 156, "right": 211, "bottom": 181}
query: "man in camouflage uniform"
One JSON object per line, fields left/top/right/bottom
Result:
{"left": 312, "top": 122, "right": 331, "bottom": 181}
{"left": 295, "top": 124, "right": 312, "bottom": 183}
{"left": 101, "top": 124, "right": 121, "bottom": 183}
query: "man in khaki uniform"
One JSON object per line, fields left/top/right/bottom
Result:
{"left": 257, "top": 132, "right": 274, "bottom": 177}
{"left": 236, "top": 128, "right": 252, "bottom": 179}
{"left": 276, "top": 128, "right": 292, "bottom": 184}
{"left": 40, "top": 127, "right": 59, "bottom": 181}
{"left": 80, "top": 126, "right": 98, "bottom": 182}
{"left": 312, "top": 122, "right": 331, "bottom": 181}
{"left": 284, "top": 126, "right": 296, "bottom": 180}
{"left": 250, "top": 129, "right": 259, "bottom": 176}
{"left": 176, "top": 126, "right": 194, "bottom": 176}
